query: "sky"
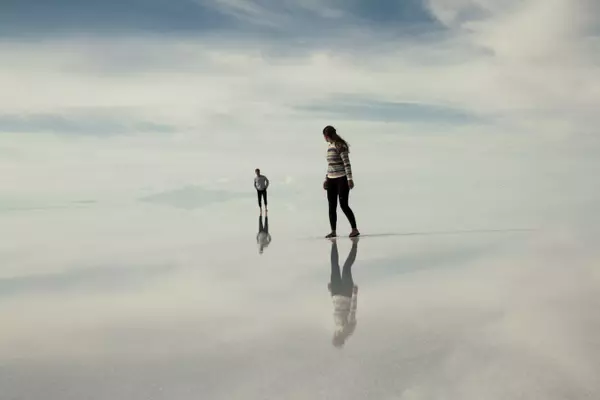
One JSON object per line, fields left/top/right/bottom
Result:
{"left": 1, "top": 0, "right": 600, "bottom": 227}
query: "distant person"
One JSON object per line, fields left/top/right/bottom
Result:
{"left": 322, "top": 125, "right": 360, "bottom": 238}
{"left": 254, "top": 168, "right": 270, "bottom": 213}
{"left": 328, "top": 238, "right": 359, "bottom": 348}
{"left": 256, "top": 215, "right": 271, "bottom": 254}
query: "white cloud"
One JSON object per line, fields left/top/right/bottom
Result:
{"left": 204, "top": 0, "right": 287, "bottom": 27}
{"left": 1, "top": 0, "right": 598, "bottom": 136}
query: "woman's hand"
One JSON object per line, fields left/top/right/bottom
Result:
{"left": 323, "top": 180, "right": 329, "bottom": 190}
{"left": 348, "top": 179, "right": 354, "bottom": 189}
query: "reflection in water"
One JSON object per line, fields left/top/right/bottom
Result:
{"left": 257, "top": 214, "right": 272, "bottom": 254}
{"left": 328, "top": 237, "right": 359, "bottom": 348}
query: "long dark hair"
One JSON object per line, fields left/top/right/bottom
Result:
{"left": 323, "top": 125, "right": 350, "bottom": 152}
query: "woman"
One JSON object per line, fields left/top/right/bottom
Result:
{"left": 323, "top": 125, "right": 360, "bottom": 238}
{"left": 328, "top": 238, "right": 359, "bottom": 348}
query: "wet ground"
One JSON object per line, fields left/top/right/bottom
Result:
{"left": 2, "top": 198, "right": 599, "bottom": 400}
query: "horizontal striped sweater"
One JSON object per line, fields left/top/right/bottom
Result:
{"left": 326, "top": 143, "right": 353, "bottom": 180}
{"left": 332, "top": 291, "right": 358, "bottom": 337}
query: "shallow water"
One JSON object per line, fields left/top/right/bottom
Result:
{"left": 2, "top": 129, "right": 600, "bottom": 399}
{"left": 1, "top": 197, "right": 599, "bottom": 399}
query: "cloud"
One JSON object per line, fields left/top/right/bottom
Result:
{"left": 1, "top": 0, "right": 597, "bottom": 138}
{"left": 0, "top": 263, "right": 176, "bottom": 299}
{"left": 3, "top": 227, "right": 600, "bottom": 399}
{"left": 203, "top": 0, "right": 289, "bottom": 28}
{"left": 140, "top": 185, "right": 249, "bottom": 209}
{"left": 297, "top": 96, "right": 482, "bottom": 124}
{"left": 425, "top": 0, "right": 600, "bottom": 71}
{"left": 201, "top": 0, "right": 437, "bottom": 31}
{"left": 420, "top": 0, "right": 600, "bottom": 132}
{"left": 0, "top": 111, "right": 175, "bottom": 135}
{"left": 0, "top": 0, "right": 438, "bottom": 38}
{"left": 0, "top": 0, "right": 599, "bottom": 224}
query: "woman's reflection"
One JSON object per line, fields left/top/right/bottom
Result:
{"left": 257, "top": 214, "right": 271, "bottom": 254}
{"left": 328, "top": 237, "right": 359, "bottom": 348}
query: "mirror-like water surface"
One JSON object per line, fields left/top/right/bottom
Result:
{"left": 2, "top": 198, "right": 599, "bottom": 399}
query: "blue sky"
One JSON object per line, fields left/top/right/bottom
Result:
{"left": 0, "top": 0, "right": 439, "bottom": 37}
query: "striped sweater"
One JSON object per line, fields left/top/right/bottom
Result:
{"left": 326, "top": 143, "right": 353, "bottom": 180}
{"left": 332, "top": 291, "right": 358, "bottom": 337}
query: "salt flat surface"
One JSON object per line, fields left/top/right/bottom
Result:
{"left": 1, "top": 195, "right": 599, "bottom": 399}
{"left": 2, "top": 125, "right": 600, "bottom": 400}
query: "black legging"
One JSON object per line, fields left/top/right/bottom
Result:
{"left": 329, "top": 240, "right": 357, "bottom": 297}
{"left": 327, "top": 177, "right": 357, "bottom": 231}
{"left": 257, "top": 189, "right": 267, "bottom": 207}
{"left": 258, "top": 215, "right": 268, "bottom": 234}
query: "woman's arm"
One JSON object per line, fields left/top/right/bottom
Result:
{"left": 339, "top": 149, "right": 353, "bottom": 181}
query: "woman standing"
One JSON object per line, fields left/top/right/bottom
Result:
{"left": 328, "top": 238, "right": 359, "bottom": 348}
{"left": 323, "top": 125, "right": 360, "bottom": 238}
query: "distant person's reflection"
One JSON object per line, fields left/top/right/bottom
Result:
{"left": 257, "top": 214, "right": 271, "bottom": 254}
{"left": 328, "top": 237, "right": 359, "bottom": 348}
